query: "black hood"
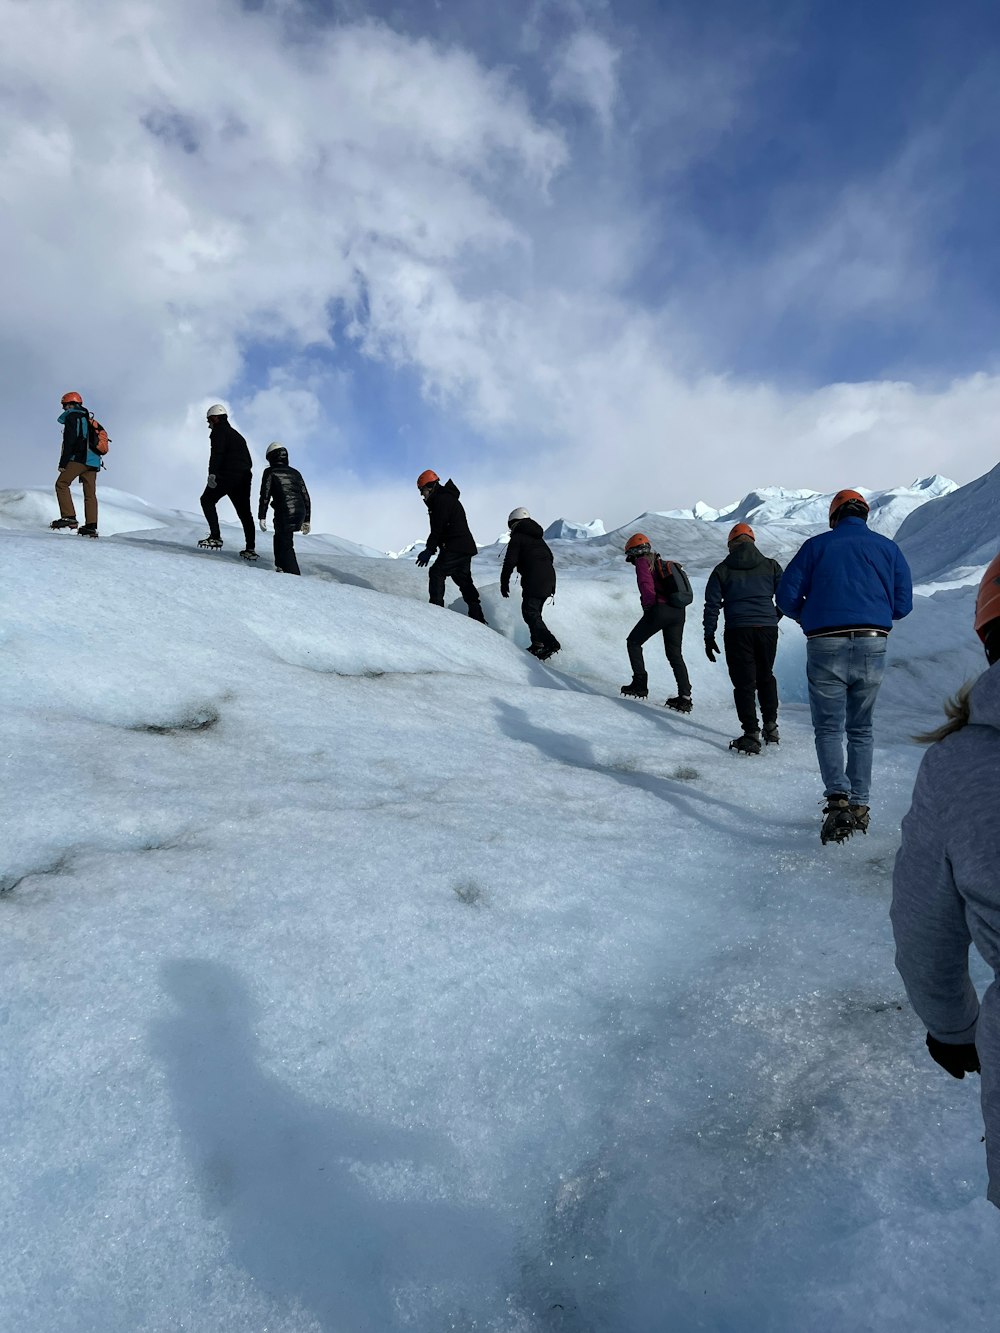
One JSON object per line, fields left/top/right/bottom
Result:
{"left": 511, "top": 518, "right": 545, "bottom": 539}
{"left": 725, "top": 540, "right": 769, "bottom": 571}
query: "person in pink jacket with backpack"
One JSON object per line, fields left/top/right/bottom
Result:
{"left": 620, "top": 532, "right": 693, "bottom": 711}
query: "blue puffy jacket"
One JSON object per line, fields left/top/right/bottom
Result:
{"left": 776, "top": 517, "right": 913, "bottom": 635}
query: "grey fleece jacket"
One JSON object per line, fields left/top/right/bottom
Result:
{"left": 891, "top": 660, "right": 1000, "bottom": 1206}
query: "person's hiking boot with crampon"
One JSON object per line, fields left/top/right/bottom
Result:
{"left": 665, "top": 695, "right": 692, "bottom": 714}
{"left": 730, "top": 731, "right": 762, "bottom": 756}
{"left": 621, "top": 675, "right": 649, "bottom": 700}
{"left": 821, "top": 793, "right": 856, "bottom": 844}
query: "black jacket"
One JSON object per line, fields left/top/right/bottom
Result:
{"left": 258, "top": 450, "right": 311, "bottom": 530}
{"left": 704, "top": 541, "right": 783, "bottom": 637}
{"left": 501, "top": 518, "right": 556, "bottom": 598}
{"left": 425, "top": 479, "right": 477, "bottom": 556}
{"left": 208, "top": 419, "right": 252, "bottom": 477}
{"left": 59, "top": 405, "right": 93, "bottom": 468}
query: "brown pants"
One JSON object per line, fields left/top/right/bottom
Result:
{"left": 55, "top": 463, "right": 98, "bottom": 526}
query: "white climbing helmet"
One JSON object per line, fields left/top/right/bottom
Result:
{"left": 508, "top": 507, "right": 530, "bottom": 527}
{"left": 265, "top": 442, "right": 284, "bottom": 458}
{"left": 206, "top": 403, "right": 228, "bottom": 418}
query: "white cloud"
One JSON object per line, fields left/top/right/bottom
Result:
{"left": 549, "top": 29, "right": 621, "bottom": 131}
{"left": 2, "top": 0, "right": 998, "bottom": 553}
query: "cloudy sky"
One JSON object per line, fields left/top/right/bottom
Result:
{"left": 3, "top": 0, "right": 999, "bottom": 548}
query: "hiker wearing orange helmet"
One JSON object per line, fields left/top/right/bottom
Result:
{"left": 51, "top": 391, "right": 102, "bottom": 537}
{"left": 704, "top": 523, "right": 784, "bottom": 755}
{"left": 891, "top": 553, "right": 1000, "bottom": 1207}
{"left": 414, "top": 471, "right": 487, "bottom": 624}
{"left": 777, "top": 488, "right": 912, "bottom": 843}
{"left": 620, "top": 533, "right": 693, "bottom": 709}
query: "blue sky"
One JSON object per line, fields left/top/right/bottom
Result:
{"left": 3, "top": 0, "right": 999, "bottom": 546}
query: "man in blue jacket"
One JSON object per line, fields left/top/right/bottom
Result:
{"left": 777, "top": 489, "right": 913, "bottom": 844}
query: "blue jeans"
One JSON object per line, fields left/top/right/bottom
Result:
{"left": 806, "top": 635, "right": 887, "bottom": 805}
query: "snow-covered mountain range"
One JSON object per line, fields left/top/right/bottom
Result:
{"left": 657, "top": 475, "right": 956, "bottom": 534}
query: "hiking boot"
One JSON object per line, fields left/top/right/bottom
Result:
{"left": 535, "top": 645, "right": 560, "bottom": 661}
{"left": 468, "top": 605, "right": 488, "bottom": 625}
{"left": 197, "top": 536, "right": 223, "bottom": 549}
{"left": 664, "top": 695, "right": 693, "bottom": 714}
{"left": 850, "top": 804, "right": 871, "bottom": 834}
{"left": 763, "top": 721, "right": 780, "bottom": 745}
{"left": 239, "top": 549, "right": 259, "bottom": 562}
{"left": 527, "top": 643, "right": 545, "bottom": 657}
{"left": 77, "top": 523, "right": 99, "bottom": 538}
{"left": 730, "top": 732, "right": 762, "bottom": 756}
{"left": 620, "top": 677, "right": 649, "bottom": 700}
{"left": 821, "top": 794, "right": 855, "bottom": 845}
{"left": 50, "top": 517, "right": 78, "bottom": 530}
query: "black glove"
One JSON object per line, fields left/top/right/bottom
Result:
{"left": 926, "top": 1033, "right": 980, "bottom": 1079}
{"left": 705, "top": 637, "right": 720, "bottom": 663}
{"left": 500, "top": 587, "right": 509, "bottom": 599}
{"left": 415, "top": 549, "right": 432, "bottom": 568}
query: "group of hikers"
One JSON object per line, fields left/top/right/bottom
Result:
{"left": 52, "top": 396, "right": 313, "bottom": 574}
{"left": 43, "top": 390, "right": 1000, "bottom": 1213}
{"left": 588, "top": 489, "right": 912, "bottom": 850}
{"left": 411, "top": 465, "right": 914, "bottom": 854}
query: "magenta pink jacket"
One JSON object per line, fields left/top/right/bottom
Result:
{"left": 635, "top": 554, "right": 666, "bottom": 608}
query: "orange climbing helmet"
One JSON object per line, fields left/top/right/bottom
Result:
{"left": 61, "top": 391, "right": 83, "bottom": 406}
{"left": 416, "top": 469, "right": 439, "bottom": 490}
{"left": 624, "top": 532, "right": 651, "bottom": 560}
{"left": 728, "top": 522, "right": 755, "bottom": 543}
{"left": 829, "top": 488, "right": 869, "bottom": 526}
{"left": 975, "top": 552, "right": 1000, "bottom": 644}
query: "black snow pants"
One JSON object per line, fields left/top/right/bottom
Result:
{"left": 627, "top": 605, "right": 690, "bottom": 696}
{"left": 428, "top": 551, "right": 486, "bottom": 622}
{"left": 724, "top": 625, "right": 779, "bottom": 733}
{"left": 201, "top": 471, "right": 256, "bottom": 550}
{"left": 522, "top": 594, "right": 559, "bottom": 652}
{"left": 273, "top": 526, "right": 300, "bottom": 575}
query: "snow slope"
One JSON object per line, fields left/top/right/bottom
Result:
{"left": 1, "top": 481, "right": 998, "bottom": 1332}
{"left": 895, "top": 460, "right": 1000, "bottom": 584}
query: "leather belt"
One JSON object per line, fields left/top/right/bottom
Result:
{"left": 810, "top": 629, "right": 888, "bottom": 639}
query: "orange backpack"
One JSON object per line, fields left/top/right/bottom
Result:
{"left": 88, "top": 414, "right": 110, "bottom": 456}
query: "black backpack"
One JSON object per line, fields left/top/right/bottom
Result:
{"left": 654, "top": 556, "right": 694, "bottom": 609}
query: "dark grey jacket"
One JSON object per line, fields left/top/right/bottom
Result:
{"left": 703, "top": 541, "right": 783, "bottom": 637}
{"left": 891, "top": 662, "right": 1000, "bottom": 1206}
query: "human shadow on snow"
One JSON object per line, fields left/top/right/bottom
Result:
{"left": 493, "top": 700, "right": 801, "bottom": 843}
{"left": 152, "top": 959, "right": 509, "bottom": 1331}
